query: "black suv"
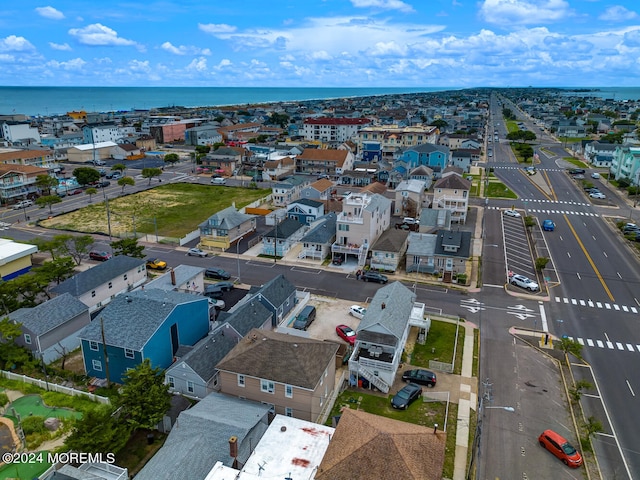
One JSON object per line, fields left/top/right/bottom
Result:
{"left": 361, "top": 271, "right": 388, "bottom": 284}
{"left": 204, "top": 268, "right": 231, "bottom": 280}
{"left": 569, "top": 168, "right": 586, "bottom": 175}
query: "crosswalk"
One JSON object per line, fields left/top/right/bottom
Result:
{"left": 554, "top": 296, "right": 638, "bottom": 314}
{"left": 492, "top": 166, "right": 565, "bottom": 173}
{"left": 565, "top": 336, "right": 640, "bottom": 353}
{"left": 520, "top": 199, "right": 590, "bottom": 206}
{"left": 489, "top": 206, "right": 599, "bottom": 217}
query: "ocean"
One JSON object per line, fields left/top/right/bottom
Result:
{"left": 0, "top": 86, "right": 451, "bottom": 117}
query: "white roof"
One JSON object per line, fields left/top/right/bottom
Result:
{"left": 204, "top": 415, "right": 335, "bottom": 480}
{"left": 72, "top": 141, "right": 118, "bottom": 151}
{"left": 0, "top": 239, "right": 38, "bottom": 266}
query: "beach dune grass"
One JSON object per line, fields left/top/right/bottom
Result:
{"left": 39, "top": 184, "right": 270, "bottom": 238}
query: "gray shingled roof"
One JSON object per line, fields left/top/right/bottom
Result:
{"left": 173, "top": 329, "right": 238, "bottom": 383}
{"left": 289, "top": 198, "right": 323, "bottom": 208}
{"left": 357, "top": 282, "right": 416, "bottom": 345}
{"left": 404, "top": 143, "right": 449, "bottom": 155}
{"left": 143, "top": 265, "right": 204, "bottom": 291}
{"left": 364, "top": 193, "right": 391, "bottom": 213}
{"left": 406, "top": 232, "right": 438, "bottom": 256}
{"left": 134, "top": 392, "right": 271, "bottom": 480}
{"left": 50, "top": 255, "right": 146, "bottom": 297}
{"left": 263, "top": 218, "right": 305, "bottom": 239}
{"left": 371, "top": 228, "right": 409, "bottom": 253}
{"left": 433, "top": 173, "right": 471, "bottom": 190}
{"left": 434, "top": 230, "right": 472, "bottom": 258}
{"left": 251, "top": 274, "right": 296, "bottom": 310}
{"left": 223, "top": 299, "right": 272, "bottom": 337}
{"left": 77, "top": 289, "right": 208, "bottom": 350}
{"left": 199, "top": 206, "right": 255, "bottom": 230}
{"left": 216, "top": 329, "right": 339, "bottom": 389}
{"left": 301, "top": 213, "right": 337, "bottom": 244}
{"left": 9, "top": 293, "right": 87, "bottom": 336}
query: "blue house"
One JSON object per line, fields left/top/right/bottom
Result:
{"left": 396, "top": 143, "right": 450, "bottom": 178}
{"left": 78, "top": 289, "right": 210, "bottom": 383}
{"left": 287, "top": 198, "right": 324, "bottom": 225}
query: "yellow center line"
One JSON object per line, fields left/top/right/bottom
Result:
{"left": 542, "top": 169, "right": 557, "bottom": 201}
{"left": 520, "top": 170, "right": 553, "bottom": 201}
{"left": 563, "top": 214, "right": 615, "bottom": 301}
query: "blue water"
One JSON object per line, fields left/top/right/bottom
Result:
{"left": 0, "top": 86, "right": 450, "bottom": 117}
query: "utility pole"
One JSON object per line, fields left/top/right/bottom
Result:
{"left": 100, "top": 317, "right": 111, "bottom": 389}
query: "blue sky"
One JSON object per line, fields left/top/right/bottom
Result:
{"left": 1, "top": 0, "right": 640, "bottom": 87}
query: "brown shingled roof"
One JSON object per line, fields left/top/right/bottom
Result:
{"left": 297, "top": 148, "right": 349, "bottom": 167}
{"left": 316, "top": 408, "right": 446, "bottom": 480}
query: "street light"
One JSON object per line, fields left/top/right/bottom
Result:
{"left": 485, "top": 406, "right": 515, "bottom": 412}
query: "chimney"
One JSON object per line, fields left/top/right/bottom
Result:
{"left": 229, "top": 435, "right": 238, "bottom": 459}
{"left": 381, "top": 302, "right": 386, "bottom": 309}
{"left": 170, "top": 269, "right": 176, "bottom": 286}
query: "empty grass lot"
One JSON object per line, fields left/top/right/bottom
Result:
{"left": 39, "top": 184, "right": 271, "bottom": 238}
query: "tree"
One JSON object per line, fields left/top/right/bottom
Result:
{"left": 118, "top": 176, "right": 135, "bottom": 193}
{"left": 36, "top": 195, "right": 62, "bottom": 214}
{"left": 164, "top": 153, "right": 180, "bottom": 167}
{"left": 558, "top": 336, "right": 583, "bottom": 359}
{"left": 194, "top": 145, "right": 211, "bottom": 154}
{"left": 142, "top": 167, "right": 162, "bottom": 185}
{"left": 266, "top": 112, "right": 290, "bottom": 128}
{"left": 112, "top": 163, "right": 127, "bottom": 174}
{"left": 117, "top": 359, "right": 171, "bottom": 430}
{"left": 55, "top": 234, "right": 95, "bottom": 266}
{"left": 33, "top": 257, "right": 75, "bottom": 285}
{"left": 0, "top": 317, "right": 32, "bottom": 370}
{"left": 535, "top": 257, "right": 549, "bottom": 272}
{"left": 584, "top": 416, "right": 604, "bottom": 439}
{"left": 431, "top": 119, "right": 448, "bottom": 129}
{"left": 72, "top": 167, "right": 101, "bottom": 186}
{"left": 35, "top": 174, "right": 59, "bottom": 196}
{"left": 111, "top": 237, "right": 145, "bottom": 258}
{"left": 84, "top": 187, "right": 98, "bottom": 202}
{"left": 569, "top": 379, "right": 593, "bottom": 403}
{"left": 65, "top": 405, "right": 131, "bottom": 454}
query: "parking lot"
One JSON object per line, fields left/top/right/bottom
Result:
{"left": 502, "top": 211, "right": 537, "bottom": 282}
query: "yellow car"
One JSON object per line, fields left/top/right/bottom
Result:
{"left": 146, "top": 258, "right": 167, "bottom": 270}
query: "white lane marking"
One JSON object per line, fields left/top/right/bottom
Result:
{"left": 538, "top": 303, "right": 549, "bottom": 332}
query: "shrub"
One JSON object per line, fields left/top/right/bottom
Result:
{"left": 21, "top": 415, "right": 47, "bottom": 435}
{"left": 0, "top": 392, "right": 9, "bottom": 406}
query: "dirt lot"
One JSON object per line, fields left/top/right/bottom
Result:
{"left": 302, "top": 295, "right": 363, "bottom": 344}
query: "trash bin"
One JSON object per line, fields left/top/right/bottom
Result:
{"left": 147, "top": 433, "right": 154, "bottom": 445}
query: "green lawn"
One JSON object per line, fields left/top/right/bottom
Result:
{"left": 39, "top": 183, "right": 271, "bottom": 238}
{"left": 0, "top": 455, "right": 52, "bottom": 480}
{"left": 411, "top": 320, "right": 464, "bottom": 374}
{"left": 485, "top": 182, "right": 517, "bottom": 199}
{"left": 562, "top": 157, "right": 588, "bottom": 169}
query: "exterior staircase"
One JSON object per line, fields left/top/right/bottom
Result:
{"left": 358, "top": 365, "right": 390, "bottom": 393}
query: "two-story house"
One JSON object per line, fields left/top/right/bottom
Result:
{"left": 263, "top": 156, "right": 296, "bottom": 181}
{"left": 610, "top": 145, "right": 640, "bottom": 183}
{"left": 79, "top": 289, "right": 210, "bottom": 383}
{"left": 406, "top": 230, "right": 472, "bottom": 282}
{"left": 450, "top": 148, "right": 480, "bottom": 172}
{"left": 584, "top": 141, "right": 616, "bottom": 168}
{"left": 286, "top": 198, "right": 324, "bottom": 225}
{"left": 298, "top": 213, "right": 337, "bottom": 262}
{"left": 431, "top": 169, "right": 471, "bottom": 224}
{"left": 216, "top": 328, "right": 339, "bottom": 422}
{"left": 295, "top": 148, "right": 354, "bottom": 176}
{"left": 0, "top": 164, "right": 50, "bottom": 205}
{"left": 50, "top": 255, "right": 147, "bottom": 313}
{"left": 201, "top": 146, "right": 248, "bottom": 177}
{"left": 394, "top": 179, "right": 428, "bottom": 217}
{"left": 369, "top": 228, "right": 410, "bottom": 272}
{"left": 348, "top": 281, "right": 426, "bottom": 393}
{"left": 271, "top": 175, "right": 310, "bottom": 207}
{"left": 261, "top": 218, "right": 306, "bottom": 257}
{"left": 395, "top": 143, "right": 451, "bottom": 178}
{"left": 246, "top": 274, "right": 297, "bottom": 327}
{"left": 332, "top": 193, "right": 392, "bottom": 266}
{"left": 299, "top": 178, "right": 334, "bottom": 201}
{"left": 199, "top": 206, "right": 257, "bottom": 251}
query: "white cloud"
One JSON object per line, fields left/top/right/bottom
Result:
{"left": 0, "top": 35, "right": 36, "bottom": 52}
{"left": 599, "top": 6, "right": 638, "bottom": 22}
{"left": 186, "top": 57, "right": 208, "bottom": 72}
{"left": 35, "top": 6, "right": 65, "bottom": 20}
{"left": 198, "top": 23, "right": 237, "bottom": 34}
{"left": 128, "top": 60, "right": 151, "bottom": 73}
{"left": 479, "top": 0, "right": 573, "bottom": 25}
{"left": 49, "top": 42, "right": 71, "bottom": 51}
{"left": 350, "top": 0, "right": 414, "bottom": 13}
{"left": 68, "top": 24, "right": 138, "bottom": 47}
{"left": 309, "top": 50, "right": 332, "bottom": 60}
{"left": 46, "top": 57, "right": 86, "bottom": 70}
{"left": 160, "top": 42, "right": 211, "bottom": 56}
{"left": 215, "top": 59, "right": 232, "bottom": 69}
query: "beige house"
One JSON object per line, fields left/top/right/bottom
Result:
{"left": 263, "top": 156, "right": 296, "bottom": 180}
{"left": 354, "top": 125, "right": 439, "bottom": 160}
{"left": 216, "top": 329, "right": 339, "bottom": 422}
{"left": 332, "top": 193, "right": 392, "bottom": 266}
{"left": 432, "top": 169, "right": 471, "bottom": 224}
{"left": 295, "top": 148, "right": 354, "bottom": 176}
{"left": 50, "top": 256, "right": 147, "bottom": 313}
{"left": 394, "top": 179, "right": 428, "bottom": 217}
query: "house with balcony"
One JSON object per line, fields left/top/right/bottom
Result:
{"left": 0, "top": 149, "right": 57, "bottom": 172}
{"left": 610, "top": 145, "right": 640, "bottom": 184}
{"left": 298, "top": 213, "right": 337, "bottom": 261}
{"left": 450, "top": 148, "right": 480, "bottom": 172}
{"left": 369, "top": 228, "right": 410, "bottom": 272}
{"left": 405, "top": 230, "right": 472, "bottom": 281}
{"left": 584, "top": 141, "right": 617, "bottom": 168}
{"left": 299, "top": 178, "right": 334, "bottom": 201}
{"left": 355, "top": 125, "right": 439, "bottom": 161}
{"left": 216, "top": 328, "right": 340, "bottom": 422}
{"left": 286, "top": 198, "right": 324, "bottom": 225}
{"left": 261, "top": 218, "right": 306, "bottom": 257}
{"left": 395, "top": 143, "right": 450, "bottom": 179}
{"left": 301, "top": 117, "right": 372, "bottom": 142}
{"left": 348, "top": 282, "right": 426, "bottom": 393}
{"left": 184, "top": 125, "right": 223, "bottom": 146}
{"left": 332, "top": 193, "right": 391, "bottom": 267}
{"left": 394, "top": 179, "right": 428, "bottom": 217}
{"left": 408, "top": 165, "right": 434, "bottom": 185}
{"left": 432, "top": 169, "right": 471, "bottom": 224}
{"left": 199, "top": 206, "right": 257, "bottom": 251}
{"left": 271, "top": 175, "right": 309, "bottom": 207}
{"left": 295, "top": 148, "right": 354, "bottom": 176}
{"left": 201, "top": 146, "right": 248, "bottom": 177}
{"left": 50, "top": 255, "right": 147, "bottom": 313}
{"left": 263, "top": 156, "right": 296, "bottom": 180}
{"left": 0, "top": 164, "right": 49, "bottom": 204}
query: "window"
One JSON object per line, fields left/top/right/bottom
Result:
{"left": 89, "top": 341, "right": 99, "bottom": 351}
{"left": 238, "top": 374, "right": 245, "bottom": 387}
{"left": 91, "top": 290, "right": 96, "bottom": 298}
{"left": 285, "top": 407, "right": 293, "bottom": 417}
{"left": 167, "top": 376, "right": 175, "bottom": 388}
{"left": 260, "top": 380, "right": 275, "bottom": 394}
{"left": 285, "top": 385, "right": 293, "bottom": 398}
{"left": 187, "top": 381, "right": 194, "bottom": 393}
{"left": 24, "top": 334, "right": 31, "bottom": 344}
{"left": 124, "top": 348, "right": 134, "bottom": 359}
{"left": 92, "top": 359, "right": 102, "bottom": 372}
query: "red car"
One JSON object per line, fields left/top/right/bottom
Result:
{"left": 89, "top": 251, "right": 112, "bottom": 261}
{"left": 336, "top": 324, "right": 356, "bottom": 345}
{"left": 538, "top": 429, "right": 583, "bottom": 468}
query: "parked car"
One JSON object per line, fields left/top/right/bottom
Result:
{"left": 106, "top": 171, "right": 122, "bottom": 179}
{"left": 542, "top": 219, "right": 555, "bottom": 231}
{"left": 207, "top": 281, "right": 234, "bottom": 292}
{"left": 293, "top": 305, "right": 316, "bottom": 330}
{"left": 68, "top": 188, "right": 83, "bottom": 195}
{"left": 335, "top": 324, "right": 356, "bottom": 345}
{"left": 510, "top": 274, "right": 539, "bottom": 292}
{"left": 146, "top": 258, "right": 167, "bottom": 270}
{"left": 332, "top": 254, "right": 344, "bottom": 265}
{"left": 211, "top": 177, "right": 227, "bottom": 185}
{"left": 401, "top": 369, "right": 437, "bottom": 387}
{"left": 573, "top": 174, "right": 584, "bottom": 180}
{"left": 589, "top": 192, "right": 606, "bottom": 199}
{"left": 99, "top": 180, "right": 111, "bottom": 188}
{"left": 524, "top": 166, "right": 536, "bottom": 175}
{"left": 360, "top": 271, "right": 388, "bottom": 284}
{"left": 391, "top": 383, "right": 423, "bottom": 410}
{"left": 13, "top": 200, "right": 34, "bottom": 210}
{"left": 98, "top": 169, "right": 107, "bottom": 177}
{"left": 204, "top": 268, "right": 231, "bottom": 280}
{"left": 207, "top": 298, "right": 225, "bottom": 309}
{"left": 349, "top": 305, "right": 366, "bottom": 319}
{"left": 569, "top": 168, "right": 585, "bottom": 175}
{"left": 92, "top": 159, "right": 106, "bottom": 166}
{"left": 503, "top": 209, "right": 521, "bottom": 218}
{"left": 204, "top": 285, "right": 224, "bottom": 299}
{"left": 538, "top": 429, "right": 583, "bottom": 468}
{"left": 622, "top": 223, "right": 640, "bottom": 233}
{"left": 89, "top": 251, "right": 112, "bottom": 262}
{"left": 187, "top": 247, "right": 208, "bottom": 257}
{"left": 591, "top": 172, "right": 600, "bottom": 179}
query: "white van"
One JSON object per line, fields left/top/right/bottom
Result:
{"left": 211, "top": 177, "right": 226, "bottom": 185}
